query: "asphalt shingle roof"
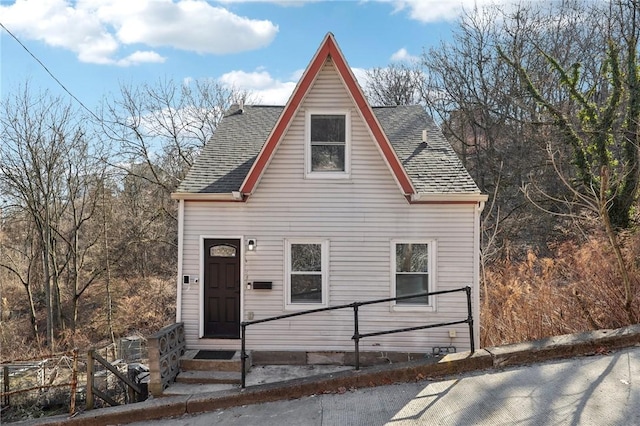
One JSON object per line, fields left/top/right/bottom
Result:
{"left": 175, "top": 104, "right": 481, "bottom": 195}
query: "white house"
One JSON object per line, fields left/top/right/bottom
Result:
{"left": 171, "top": 33, "right": 487, "bottom": 360}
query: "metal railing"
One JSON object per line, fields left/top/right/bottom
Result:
{"left": 240, "top": 286, "right": 474, "bottom": 388}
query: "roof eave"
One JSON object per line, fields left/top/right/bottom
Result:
{"left": 409, "top": 193, "right": 488, "bottom": 204}
{"left": 170, "top": 192, "right": 245, "bottom": 201}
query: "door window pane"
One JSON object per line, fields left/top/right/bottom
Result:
{"left": 210, "top": 245, "right": 236, "bottom": 257}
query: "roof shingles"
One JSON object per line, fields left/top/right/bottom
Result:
{"left": 176, "top": 104, "right": 481, "bottom": 195}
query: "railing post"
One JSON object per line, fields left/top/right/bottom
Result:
{"left": 353, "top": 304, "right": 360, "bottom": 371}
{"left": 465, "top": 286, "right": 475, "bottom": 353}
{"left": 86, "top": 349, "right": 94, "bottom": 410}
{"left": 241, "top": 323, "right": 247, "bottom": 389}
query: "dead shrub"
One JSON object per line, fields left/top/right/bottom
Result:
{"left": 481, "top": 231, "right": 640, "bottom": 346}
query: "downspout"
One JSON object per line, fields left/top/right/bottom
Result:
{"left": 473, "top": 200, "right": 486, "bottom": 349}
{"left": 176, "top": 199, "right": 185, "bottom": 323}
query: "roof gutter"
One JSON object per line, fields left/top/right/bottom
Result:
{"left": 170, "top": 192, "right": 246, "bottom": 201}
{"left": 409, "top": 193, "right": 489, "bottom": 204}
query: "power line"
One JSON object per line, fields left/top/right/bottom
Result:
{"left": 0, "top": 20, "right": 102, "bottom": 123}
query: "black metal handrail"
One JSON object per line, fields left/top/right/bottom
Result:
{"left": 240, "top": 285, "right": 474, "bottom": 388}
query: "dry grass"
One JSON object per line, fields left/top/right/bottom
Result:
{"left": 481, "top": 231, "right": 640, "bottom": 347}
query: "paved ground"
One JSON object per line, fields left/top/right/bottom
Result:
{"left": 164, "top": 364, "right": 353, "bottom": 395}
{"left": 131, "top": 345, "right": 640, "bottom": 426}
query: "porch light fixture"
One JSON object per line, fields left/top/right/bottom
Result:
{"left": 247, "top": 239, "right": 257, "bottom": 251}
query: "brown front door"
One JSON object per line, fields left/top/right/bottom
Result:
{"left": 204, "top": 239, "right": 241, "bottom": 338}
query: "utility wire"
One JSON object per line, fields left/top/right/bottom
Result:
{"left": 0, "top": 20, "right": 102, "bottom": 123}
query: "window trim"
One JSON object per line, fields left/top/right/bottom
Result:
{"left": 390, "top": 239, "right": 436, "bottom": 312}
{"left": 284, "top": 239, "right": 329, "bottom": 310}
{"left": 304, "top": 109, "right": 351, "bottom": 179}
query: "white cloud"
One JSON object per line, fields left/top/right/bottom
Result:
{"left": 217, "top": 0, "right": 314, "bottom": 6}
{"left": 0, "top": 0, "right": 278, "bottom": 66}
{"left": 219, "top": 69, "right": 296, "bottom": 105}
{"left": 390, "top": 0, "right": 506, "bottom": 23}
{"left": 390, "top": 48, "right": 419, "bottom": 63}
{"left": 116, "top": 51, "right": 167, "bottom": 67}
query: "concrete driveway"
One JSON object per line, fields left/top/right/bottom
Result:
{"left": 131, "top": 345, "right": 640, "bottom": 426}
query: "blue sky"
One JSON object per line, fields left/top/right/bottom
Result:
{"left": 0, "top": 0, "right": 500, "bottom": 110}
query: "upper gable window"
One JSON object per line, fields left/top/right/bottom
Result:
{"left": 305, "top": 110, "right": 350, "bottom": 178}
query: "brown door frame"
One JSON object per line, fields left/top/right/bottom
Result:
{"left": 201, "top": 237, "right": 242, "bottom": 339}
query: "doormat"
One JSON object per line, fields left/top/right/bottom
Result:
{"left": 194, "top": 350, "right": 236, "bottom": 360}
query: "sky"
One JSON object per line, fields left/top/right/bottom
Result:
{"left": 0, "top": 0, "right": 504, "bottom": 112}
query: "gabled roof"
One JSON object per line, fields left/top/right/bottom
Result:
{"left": 172, "top": 32, "right": 485, "bottom": 203}
{"left": 173, "top": 104, "right": 483, "bottom": 200}
{"left": 240, "top": 32, "right": 415, "bottom": 196}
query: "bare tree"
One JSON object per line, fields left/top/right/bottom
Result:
{"left": 420, "top": 1, "right": 621, "bottom": 260}
{"left": 498, "top": 0, "right": 640, "bottom": 321}
{"left": 100, "top": 78, "right": 253, "bottom": 279}
{"left": 1, "top": 85, "right": 74, "bottom": 346}
{"left": 0, "top": 83, "right": 111, "bottom": 346}
{"left": 0, "top": 209, "right": 40, "bottom": 342}
{"left": 364, "top": 63, "right": 425, "bottom": 106}
{"left": 102, "top": 78, "right": 253, "bottom": 197}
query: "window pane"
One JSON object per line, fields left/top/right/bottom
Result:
{"left": 291, "top": 244, "right": 321, "bottom": 271}
{"left": 311, "top": 115, "right": 345, "bottom": 142}
{"left": 210, "top": 245, "right": 236, "bottom": 257}
{"left": 311, "top": 145, "right": 345, "bottom": 171}
{"left": 396, "top": 243, "right": 429, "bottom": 272}
{"left": 291, "top": 275, "right": 322, "bottom": 303}
{"left": 396, "top": 274, "right": 429, "bottom": 304}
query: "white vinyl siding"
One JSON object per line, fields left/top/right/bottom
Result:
{"left": 178, "top": 58, "right": 478, "bottom": 353}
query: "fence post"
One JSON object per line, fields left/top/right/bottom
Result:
{"left": 3, "top": 365, "right": 9, "bottom": 407}
{"left": 353, "top": 304, "right": 360, "bottom": 371}
{"left": 70, "top": 349, "right": 78, "bottom": 415}
{"left": 86, "top": 349, "right": 94, "bottom": 410}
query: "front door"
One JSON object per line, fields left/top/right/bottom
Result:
{"left": 204, "top": 238, "right": 241, "bottom": 338}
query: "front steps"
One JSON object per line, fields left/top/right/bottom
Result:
{"left": 169, "top": 350, "right": 249, "bottom": 392}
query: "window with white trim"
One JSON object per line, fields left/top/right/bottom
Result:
{"left": 305, "top": 110, "right": 350, "bottom": 177}
{"left": 392, "top": 241, "right": 434, "bottom": 308}
{"left": 285, "top": 240, "right": 329, "bottom": 309}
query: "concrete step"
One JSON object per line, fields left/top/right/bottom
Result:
{"left": 180, "top": 349, "right": 248, "bottom": 372}
{"left": 176, "top": 370, "right": 242, "bottom": 384}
